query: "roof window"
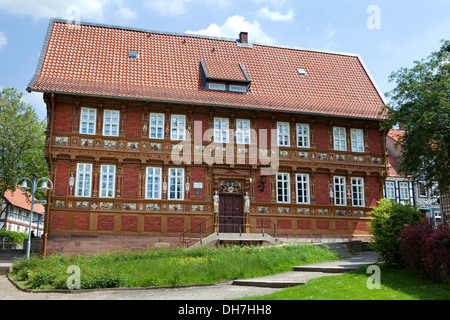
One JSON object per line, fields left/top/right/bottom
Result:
{"left": 129, "top": 51, "right": 139, "bottom": 59}
{"left": 297, "top": 68, "right": 308, "bottom": 76}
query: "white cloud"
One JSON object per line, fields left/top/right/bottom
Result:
{"left": 202, "top": 0, "right": 232, "bottom": 7}
{"left": 21, "top": 92, "right": 47, "bottom": 121}
{"left": 0, "top": 31, "right": 7, "bottom": 50}
{"left": 327, "top": 23, "right": 337, "bottom": 38}
{"left": 250, "top": 0, "right": 288, "bottom": 7}
{"left": 186, "top": 15, "right": 275, "bottom": 44}
{"left": 0, "top": 0, "right": 136, "bottom": 22}
{"left": 144, "top": 0, "right": 192, "bottom": 17}
{"left": 256, "top": 6, "right": 295, "bottom": 21}
{"left": 117, "top": 6, "right": 137, "bottom": 20}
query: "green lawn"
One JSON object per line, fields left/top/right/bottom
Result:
{"left": 244, "top": 264, "right": 450, "bottom": 300}
{"left": 11, "top": 244, "right": 339, "bottom": 290}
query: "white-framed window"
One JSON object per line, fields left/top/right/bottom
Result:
{"left": 145, "top": 167, "right": 162, "bottom": 200}
{"left": 276, "top": 173, "right": 290, "bottom": 203}
{"left": 75, "top": 163, "right": 92, "bottom": 197}
{"left": 80, "top": 108, "right": 97, "bottom": 135}
{"left": 296, "top": 124, "right": 310, "bottom": 148}
{"left": 102, "top": 110, "right": 120, "bottom": 137}
{"left": 236, "top": 119, "right": 250, "bottom": 145}
{"left": 168, "top": 168, "right": 184, "bottom": 200}
{"left": 99, "top": 165, "right": 116, "bottom": 198}
{"left": 333, "top": 127, "right": 347, "bottom": 151}
{"left": 296, "top": 174, "right": 310, "bottom": 204}
{"left": 385, "top": 181, "right": 396, "bottom": 199}
{"left": 149, "top": 113, "right": 165, "bottom": 139}
{"left": 171, "top": 115, "right": 186, "bottom": 141}
{"left": 351, "top": 129, "right": 364, "bottom": 153}
{"left": 399, "top": 182, "right": 410, "bottom": 200}
{"left": 351, "top": 177, "right": 364, "bottom": 207}
{"left": 214, "top": 118, "right": 229, "bottom": 143}
{"left": 334, "top": 176, "right": 346, "bottom": 206}
{"left": 277, "top": 122, "right": 290, "bottom": 147}
{"left": 418, "top": 181, "right": 427, "bottom": 198}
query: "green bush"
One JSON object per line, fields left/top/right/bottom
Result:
{"left": 0, "top": 230, "right": 28, "bottom": 244}
{"left": 369, "top": 199, "right": 423, "bottom": 267}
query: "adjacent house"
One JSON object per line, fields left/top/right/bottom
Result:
{"left": 27, "top": 18, "right": 388, "bottom": 255}
{"left": 1, "top": 189, "right": 45, "bottom": 237}
{"left": 385, "top": 129, "right": 441, "bottom": 225}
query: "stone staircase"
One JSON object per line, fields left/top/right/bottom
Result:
{"left": 190, "top": 232, "right": 280, "bottom": 248}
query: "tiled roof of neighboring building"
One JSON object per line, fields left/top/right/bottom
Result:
{"left": 28, "top": 18, "right": 387, "bottom": 120}
{"left": 3, "top": 189, "right": 45, "bottom": 215}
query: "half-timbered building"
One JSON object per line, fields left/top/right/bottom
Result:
{"left": 28, "top": 19, "right": 388, "bottom": 255}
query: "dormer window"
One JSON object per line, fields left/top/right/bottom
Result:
{"left": 200, "top": 60, "right": 251, "bottom": 94}
{"left": 229, "top": 85, "right": 247, "bottom": 93}
{"left": 207, "top": 83, "right": 227, "bottom": 91}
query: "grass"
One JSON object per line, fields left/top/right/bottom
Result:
{"left": 11, "top": 244, "right": 339, "bottom": 290}
{"left": 243, "top": 264, "right": 450, "bottom": 300}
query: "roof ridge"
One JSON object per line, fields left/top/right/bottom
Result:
{"left": 49, "top": 17, "right": 360, "bottom": 58}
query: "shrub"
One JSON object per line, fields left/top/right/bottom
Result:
{"left": 0, "top": 230, "right": 28, "bottom": 244}
{"left": 368, "top": 199, "right": 423, "bottom": 267}
{"left": 399, "top": 221, "right": 450, "bottom": 283}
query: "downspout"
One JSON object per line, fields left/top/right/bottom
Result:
{"left": 43, "top": 92, "right": 55, "bottom": 257}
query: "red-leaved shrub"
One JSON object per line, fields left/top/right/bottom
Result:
{"left": 399, "top": 221, "right": 450, "bottom": 283}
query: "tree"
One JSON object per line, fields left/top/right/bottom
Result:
{"left": 0, "top": 87, "right": 48, "bottom": 200}
{"left": 383, "top": 40, "right": 450, "bottom": 193}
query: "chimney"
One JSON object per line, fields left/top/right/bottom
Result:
{"left": 239, "top": 32, "right": 248, "bottom": 44}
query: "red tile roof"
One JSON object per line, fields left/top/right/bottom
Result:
{"left": 28, "top": 19, "right": 387, "bottom": 120}
{"left": 3, "top": 189, "right": 45, "bottom": 215}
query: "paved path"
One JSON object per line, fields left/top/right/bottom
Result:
{"left": 0, "top": 251, "right": 379, "bottom": 300}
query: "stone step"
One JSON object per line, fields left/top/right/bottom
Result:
{"left": 292, "top": 265, "right": 359, "bottom": 273}
{"left": 0, "top": 263, "right": 13, "bottom": 276}
{"left": 232, "top": 279, "right": 306, "bottom": 288}
{"left": 190, "top": 233, "right": 279, "bottom": 248}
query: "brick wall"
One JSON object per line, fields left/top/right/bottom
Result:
{"left": 315, "top": 174, "right": 330, "bottom": 205}
{"left": 315, "top": 123, "right": 329, "bottom": 150}
{"left": 121, "top": 216, "right": 138, "bottom": 232}
{"left": 255, "top": 170, "right": 271, "bottom": 202}
{"left": 125, "top": 108, "right": 143, "bottom": 138}
{"left": 73, "top": 214, "right": 90, "bottom": 231}
{"left": 193, "top": 114, "right": 209, "bottom": 140}
{"left": 51, "top": 214, "right": 66, "bottom": 230}
{"left": 45, "top": 234, "right": 185, "bottom": 255}
{"left": 97, "top": 215, "right": 114, "bottom": 231}
{"left": 257, "top": 119, "right": 271, "bottom": 147}
{"left": 368, "top": 128, "right": 383, "bottom": 154}
{"left": 190, "top": 167, "right": 207, "bottom": 201}
{"left": 167, "top": 217, "right": 185, "bottom": 233}
{"left": 368, "top": 177, "right": 380, "bottom": 207}
{"left": 144, "top": 217, "right": 162, "bottom": 232}
{"left": 54, "top": 160, "right": 70, "bottom": 196}
{"left": 53, "top": 104, "right": 73, "bottom": 133}
{"left": 122, "top": 165, "right": 140, "bottom": 199}
{"left": 297, "top": 220, "right": 311, "bottom": 230}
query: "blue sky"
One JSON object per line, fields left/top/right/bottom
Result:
{"left": 0, "top": 0, "right": 449, "bottom": 121}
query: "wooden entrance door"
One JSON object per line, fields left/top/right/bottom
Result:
{"left": 219, "top": 194, "right": 243, "bottom": 233}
